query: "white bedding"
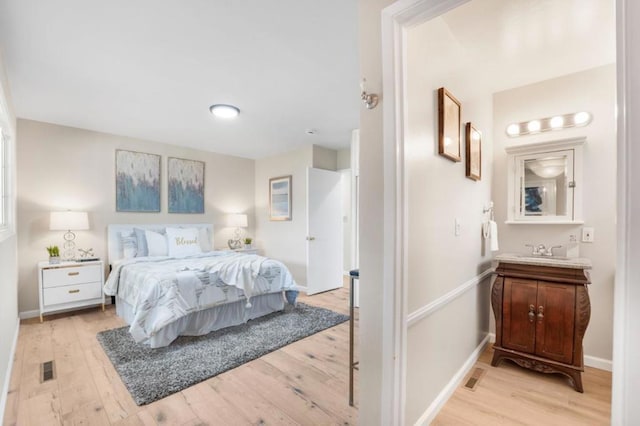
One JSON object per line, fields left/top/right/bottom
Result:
{"left": 104, "top": 251, "right": 297, "bottom": 345}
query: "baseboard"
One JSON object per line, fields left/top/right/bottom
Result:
{"left": 18, "top": 309, "right": 39, "bottom": 320}
{"left": 415, "top": 333, "right": 491, "bottom": 425}
{"left": 489, "top": 332, "right": 612, "bottom": 372}
{"left": 584, "top": 355, "right": 613, "bottom": 372}
{"left": 0, "top": 318, "right": 20, "bottom": 425}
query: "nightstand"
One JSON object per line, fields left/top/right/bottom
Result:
{"left": 217, "top": 247, "right": 260, "bottom": 255}
{"left": 38, "top": 260, "right": 105, "bottom": 322}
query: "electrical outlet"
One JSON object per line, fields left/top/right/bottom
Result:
{"left": 455, "top": 218, "right": 461, "bottom": 236}
{"left": 569, "top": 234, "right": 577, "bottom": 243}
{"left": 582, "top": 227, "right": 595, "bottom": 243}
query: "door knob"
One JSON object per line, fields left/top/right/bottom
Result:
{"left": 528, "top": 304, "right": 535, "bottom": 323}
{"left": 537, "top": 306, "right": 544, "bottom": 321}
{"left": 306, "top": 236, "right": 316, "bottom": 241}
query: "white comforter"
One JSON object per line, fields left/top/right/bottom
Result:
{"left": 104, "top": 251, "right": 297, "bottom": 343}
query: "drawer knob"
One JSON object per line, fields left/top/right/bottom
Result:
{"left": 68, "top": 289, "right": 80, "bottom": 294}
{"left": 68, "top": 272, "right": 80, "bottom": 276}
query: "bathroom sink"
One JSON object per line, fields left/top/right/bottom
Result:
{"left": 513, "top": 254, "right": 570, "bottom": 261}
{"left": 495, "top": 253, "right": 592, "bottom": 269}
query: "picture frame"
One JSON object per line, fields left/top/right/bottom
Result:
{"left": 115, "top": 149, "right": 161, "bottom": 212}
{"left": 269, "top": 175, "right": 292, "bottom": 221}
{"left": 438, "top": 87, "right": 462, "bottom": 162}
{"left": 465, "top": 122, "right": 482, "bottom": 181}
{"left": 168, "top": 157, "right": 205, "bottom": 214}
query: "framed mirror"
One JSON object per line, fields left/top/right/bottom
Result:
{"left": 505, "top": 137, "right": 585, "bottom": 224}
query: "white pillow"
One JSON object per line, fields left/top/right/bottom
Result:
{"left": 145, "top": 229, "right": 168, "bottom": 257}
{"left": 198, "top": 228, "right": 212, "bottom": 252}
{"left": 166, "top": 227, "right": 202, "bottom": 257}
{"left": 119, "top": 231, "right": 137, "bottom": 259}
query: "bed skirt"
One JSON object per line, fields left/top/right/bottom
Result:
{"left": 116, "top": 292, "right": 286, "bottom": 348}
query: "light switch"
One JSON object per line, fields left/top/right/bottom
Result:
{"left": 582, "top": 227, "right": 595, "bottom": 243}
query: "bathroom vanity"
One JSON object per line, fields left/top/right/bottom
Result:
{"left": 491, "top": 254, "right": 591, "bottom": 392}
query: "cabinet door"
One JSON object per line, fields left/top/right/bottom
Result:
{"left": 535, "top": 282, "right": 576, "bottom": 364}
{"left": 503, "top": 277, "right": 537, "bottom": 354}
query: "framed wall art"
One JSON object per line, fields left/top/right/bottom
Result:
{"left": 269, "top": 175, "right": 292, "bottom": 221}
{"left": 438, "top": 87, "right": 462, "bottom": 162}
{"left": 168, "top": 157, "right": 205, "bottom": 213}
{"left": 115, "top": 149, "right": 161, "bottom": 212}
{"left": 465, "top": 122, "right": 482, "bottom": 181}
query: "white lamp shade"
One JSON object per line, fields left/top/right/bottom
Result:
{"left": 50, "top": 211, "right": 90, "bottom": 231}
{"left": 226, "top": 213, "right": 248, "bottom": 228}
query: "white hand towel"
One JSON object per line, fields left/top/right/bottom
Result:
{"left": 489, "top": 220, "right": 499, "bottom": 251}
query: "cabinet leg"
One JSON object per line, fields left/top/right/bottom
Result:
{"left": 39, "top": 314, "right": 43, "bottom": 323}
{"left": 101, "top": 303, "right": 105, "bottom": 312}
{"left": 568, "top": 370, "right": 584, "bottom": 393}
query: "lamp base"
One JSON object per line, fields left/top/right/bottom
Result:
{"left": 62, "top": 230, "right": 77, "bottom": 261}
{"left": 227, "top": 239, "right": 242, "bottom": 250}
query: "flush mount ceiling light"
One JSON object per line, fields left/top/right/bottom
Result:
{"left": 506, "top": 111, "right": 592, "bottom": 137}
{"left": 209, "top": 104, "right": 240, "bottom": 119}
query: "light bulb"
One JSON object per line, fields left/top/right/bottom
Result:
{"left": 574, "top": 111, "right": 590, "bottom": 125}
{"left": 527, "top": 120, "right": 541, "bottom": 132}
{"left": 506, "top": 124, "right": 520, "bottom": 136}
{"left": 549, "top": 116, "right": 564, "bottom": 129}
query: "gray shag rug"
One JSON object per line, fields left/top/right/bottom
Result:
{"left": 97, "top": 303, "right": 348, "bottom": 405}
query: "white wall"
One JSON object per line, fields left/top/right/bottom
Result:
{"left": 16, "top": 119, "right": 255, "bottom": 314}
{"left": 0, "top": 50, "right": 18, "bottom": 423}
{"left": 255, "top": 146, "right": 313, "bottom": 285}
{"left": 357, "top": 0, "right": 395, "bottom": 423}
{"left": 492, "top": 65, "right": 616, "bottom": 362}
{"left": 404, "top": 19, "right": 494, "bottom": 424}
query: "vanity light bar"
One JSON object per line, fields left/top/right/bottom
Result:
{"left": 506, "top": 112, "right": 592, "bottom": 137}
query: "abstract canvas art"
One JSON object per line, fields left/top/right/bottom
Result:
{"left": 168, "top": 157, "right": 205, "bottom": 213}
{"left": 116, "top": 150, "right": 161, "bottom": 212}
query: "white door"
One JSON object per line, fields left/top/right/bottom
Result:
{"left": 306, "top": 167, "right": 343, "bottom": 295}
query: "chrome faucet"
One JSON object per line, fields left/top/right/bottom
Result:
{"left": 525, "top": 244, "right": 563, "bottom": 257}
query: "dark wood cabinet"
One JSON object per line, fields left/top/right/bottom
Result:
{"left": 491, "top": 259, "right": 591, "bottom": 392}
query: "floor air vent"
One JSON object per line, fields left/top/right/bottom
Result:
{"left": 463, "top": 367, "right": 485, "bottom": 391}
{"left": 41, "top": 360, "right": 55, "bottom": 382}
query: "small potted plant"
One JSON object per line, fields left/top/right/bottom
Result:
{"left": 46, "top": 245, "right": 60, "bottom": 264}
{"left": 243, "top": 237, "right": 253, "bottom": 249}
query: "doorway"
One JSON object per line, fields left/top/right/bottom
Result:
{"left": 378, "top": 0, "right": 624, "bottom": 424}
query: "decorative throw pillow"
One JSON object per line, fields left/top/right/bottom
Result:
{"left": 145, "top": 229, "right": 168, "bottom": 257}
{"left": 133, "top": 228, "right": 149, "bottom": 257}
{"left": 198, "top": 227, "right": 212, "bottom": 252}
{"left": 120, "top": 231, "right": 137, "bottom": 259}
{"left": 166, "top": 227, "right": 202, "bottom": 257}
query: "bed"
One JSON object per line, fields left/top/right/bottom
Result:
{"left": 104, "top": 224, "right": 298, "bottom": 348}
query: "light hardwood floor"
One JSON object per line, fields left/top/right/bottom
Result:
{"left": 4, "top": 284, "right": 612, "bottom": 426}
{"left": 434, "top": 346, "right": 612, "bottom": 425}
{"left": 3, "top": 287, "right": 359, "bottom": 426}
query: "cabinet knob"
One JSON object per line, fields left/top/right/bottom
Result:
{"left": 537, "top": 305, "right": 544, "bottom": 321}
{"left": 68, "top": 272, "right": 80, "bottom": 276}
{"left": 528, "top": 304, "right": 535, "bottom": 323}
{"left": 68, "top": 289, "right": 80, "bottom": 294}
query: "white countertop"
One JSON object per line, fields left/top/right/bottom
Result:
{"left": 495, "top": 253, "right": 592, "bottom": 269}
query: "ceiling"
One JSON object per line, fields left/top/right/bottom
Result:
{"left": 0, "top": 0, "right": 359, "bottom": 159}
{"left": 408, "top": 0, "right": 615, "bottom": 99}
{"left": 0, "top": 0, "right": 615, "bottom": 160}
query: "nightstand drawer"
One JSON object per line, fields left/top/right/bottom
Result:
{"left": 42, "top": 265, "right": 102, "bottom": 288}
{"left": 43, "top": 281, "right": 103, "bottom": 306}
